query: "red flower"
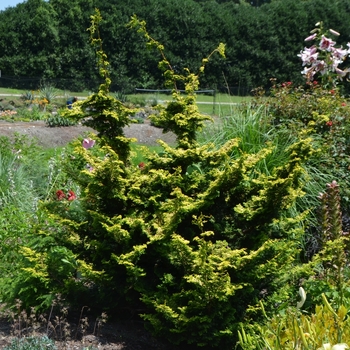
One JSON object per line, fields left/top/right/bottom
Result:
{"left": 56, "top": 190, "right": 66, "bottom": 200}
{"left": 138, "top": 162, "right": 145, "bottom": 170}
{"left": 282, "top": 81, "right": 292, "bottom": 88}
{"left": 342, "top": 102, "right": 346, "bottom": 106}
{"left": 67, "top": 190, "right": 76, "bottom": 201}
{"left": 326, "top": 121, "right": 333, "bottom": 127}
{"left": 330, "top": 89, "right": 335, "bottom": 95}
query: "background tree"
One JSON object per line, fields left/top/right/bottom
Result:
{"left": 1, "top": 0, "right": 350, "bottom": 92}
{"left": 0, "top": 0, "right": 59, "bottom": 80}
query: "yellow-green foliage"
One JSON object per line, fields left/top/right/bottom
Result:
{"left": 60, "top": 10, "right": 137, "bottom": 163}
{"left": 21, "top": 10, "right": 316, "bottom": 348}
{"left": 239, "top": 295, "right": 350, "bottom": 350}
{"left": 129, "top": 15, "right": 225, "bottom": 149}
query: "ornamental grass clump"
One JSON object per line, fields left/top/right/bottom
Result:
{"left": 38, "top": 84, "right": 59, "bottom": 105}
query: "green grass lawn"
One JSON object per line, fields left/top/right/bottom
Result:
{"left": 0, "top": 87, "right": 252, "bottom": 117}
{"left": 127, "top": 92, "right": 252, "bottom": 116}
{"left": 0, "top": 87, "right": 92, "bottom": 97}
{"left": 0, "top": 87, "right": 251, "bottom": 102}
{"left": 127, "top": 91, "right": 251, "bottom": 103}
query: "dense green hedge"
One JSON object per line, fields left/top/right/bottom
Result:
{"left": 1, "top": 0, "right": 350, "bottom": 92}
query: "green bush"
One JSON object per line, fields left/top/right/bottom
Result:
{"left": 45, "top": 113, "right": 78, "bottom": 127}
{"left": 266, "top": 81, "right": 350, "bottom": 135}
{"left": 260, "top": 81, "right": 350, "bottom": 226}
{"left": 24, "top": 12, "right": 314, "bottom": 347}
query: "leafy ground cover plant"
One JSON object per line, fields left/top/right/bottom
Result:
{"left": 45, "top": 113, "right": 78, "bottom": 127}
{"left": 4, "top": 336, "right": 57, "bottom": 350}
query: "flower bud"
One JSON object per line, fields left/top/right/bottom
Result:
{"left": 329, "top": 29, "right": 340, "bottom": 36}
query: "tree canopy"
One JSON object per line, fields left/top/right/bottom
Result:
{"left": 1, "top": 0, "right": 350, "bottom": 93}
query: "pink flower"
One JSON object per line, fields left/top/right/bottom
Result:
{"left": 319, "top": 35, "right": 336, "bottom": 51}
{"left": 331, "top": 47, "right": 348, "bottom": 61}
{"left": 342, "top": 102, "right": 347, "bottom": 106}
{"left": 301, "top": 66, "right": 316, "bottom": 79}
{"left": 67, "top": 190, "right": 76, "bottom": 201}
{"left": 314, "top": 60, "right": 328, "bottom": 75}
{"left": 82, "top": 138, "right": 95, "bottom": 149}
{"left": 304, "top": 33, "right": 317, "bottom": 42}
{"left": 298, "top": 46, "right": 318, "bottom": 65}
{"left": 335, "top": 67, "right": 347, "bottom": 78}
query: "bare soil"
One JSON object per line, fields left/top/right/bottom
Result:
{"left": 0, "top": 315, "right": 182, "bottom": 350}
{"left": 0, "top": 120, "right": 177, "bottom": 148}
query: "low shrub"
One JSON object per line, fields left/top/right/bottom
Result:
{"left": 16, "top": 105, "right": 47, "bottom": 121}
{"left": 46, "top": 114, "right": 78, "bottom": 127}
{"left": 29, "top": 13, "right": 314, "bottom": 348}
{"left": 4, "top": 336, "right": 56, "bottom": 350}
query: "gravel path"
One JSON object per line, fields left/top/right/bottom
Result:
{"left": 0, "top": 120, "right": 176, "bottom": 148}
